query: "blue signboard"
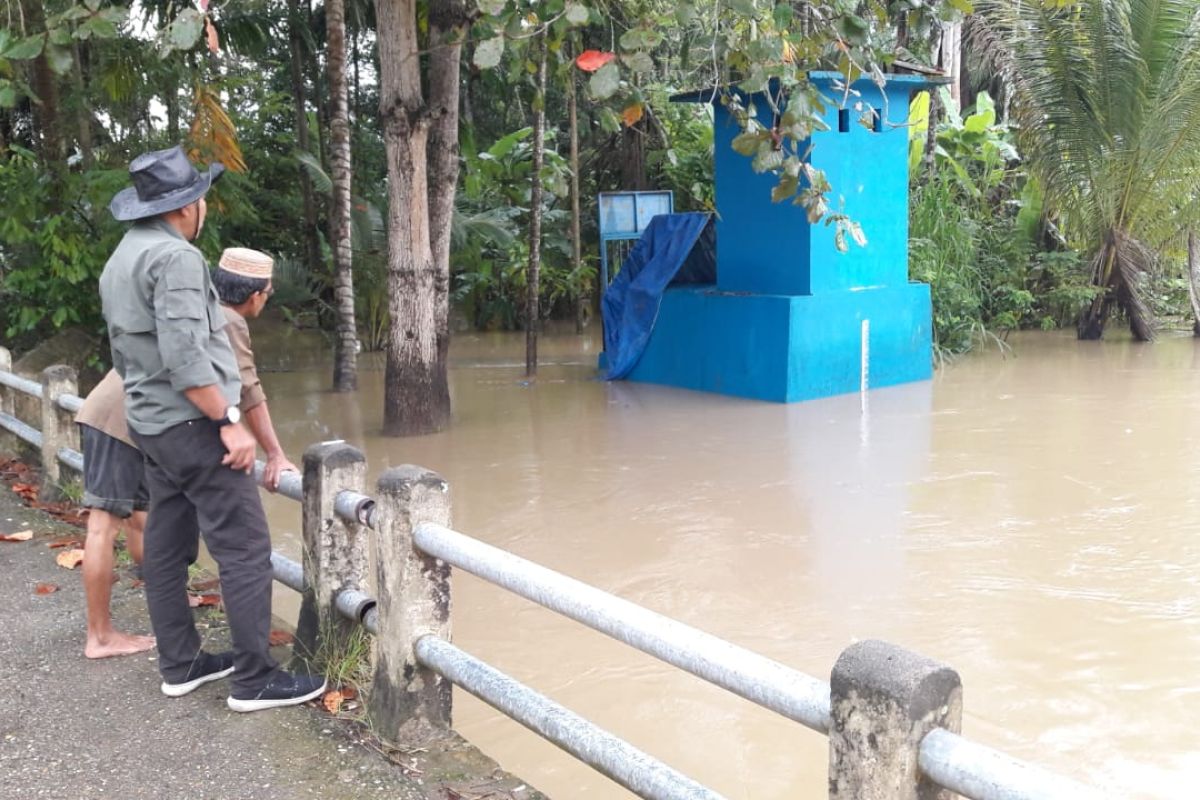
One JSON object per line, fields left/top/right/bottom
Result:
{"left": 598, "top": 190, "right": 674, "bottom": 286}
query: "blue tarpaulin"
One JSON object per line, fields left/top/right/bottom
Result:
{"left": 602, "top": 212, "right": 715, "bottom": 380}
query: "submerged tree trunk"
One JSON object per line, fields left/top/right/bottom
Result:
{"left": 1189, "top": 232, "right": 1200, "bottom": 336}
{"left": 327, "top": 0, "right": 358, "bottom": 391}
{"left": 288, "top": 0, "right": 323, "bottom": 281}
{"left": 526, "top": 35, "right": 548, "bottom": 376}
{"left": 377, "top": 0, "right": 469, "bottom": 435}
{"left": 568, "top": 51, "right": 586, "bottom": 334}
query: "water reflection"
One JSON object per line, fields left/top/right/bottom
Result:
{"left": 242, "top": 322, "right": 1198, "bottom": 799}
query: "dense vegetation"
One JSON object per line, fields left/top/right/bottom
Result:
{"left": 3, "top": 0, "right": 1200, "bottom": 426}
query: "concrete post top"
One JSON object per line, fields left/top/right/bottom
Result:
{"left": 377, "top": 465, "right": 449, "bottom": 495}
{"left": 832, "top": 639, "right": 961, "bottom": 722}
{"left": 41, "top": 364, "right": 77, "bottom": 385}
{"left": 302, "top": 440, "right": 366, "bottom": 473}
{"left": 0, "top": 347, "right": 10, "bottom": 368}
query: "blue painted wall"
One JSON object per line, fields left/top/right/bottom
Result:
{"left": 614, "top": 73, "right": 936, "bottom": 403}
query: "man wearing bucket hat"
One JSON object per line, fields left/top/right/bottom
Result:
{"left": 212, "top": 247, "right": 298, "bottom": 491}
{"left": 99, "top": 145, "right": 325, "bottom": 712}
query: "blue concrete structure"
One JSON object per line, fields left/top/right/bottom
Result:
{"left": 608, "top": 72, "right": 935, "bottom": 403}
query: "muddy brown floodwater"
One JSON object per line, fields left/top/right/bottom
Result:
{"left": 233, "top": 322, "right": 1200, "bottom": 799}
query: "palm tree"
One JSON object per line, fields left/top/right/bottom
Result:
{"left": 327, "top": 0, "right": 358, "bottom": 390}
{"left": 971, "top": 0, "right": 1200, "bottom": 340}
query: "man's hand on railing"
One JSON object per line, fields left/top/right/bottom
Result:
{"left": 263, "top": 452, "right": 299, "bottom": 492}
{"left": 220, "top": 422, "right": 257, "bottom": 473}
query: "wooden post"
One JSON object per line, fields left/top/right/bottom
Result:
{"left": 828, "top": 640, "right": 962, "bottom": 800}
{"left": 40, "top": 365, "right": 78, "bottom": 500}
{"left": 294, "top": 441, "right": 370, "bottom": 665}
{"left": 369, "top": 465, "right": 452, "bottom": 741}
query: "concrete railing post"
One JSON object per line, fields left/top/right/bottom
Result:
{"left": 370, "top": 465, "right": 452, "bottom": 741}
{"left": 294, "top": 441, "right": 370, "bottom": 666}
{"left": 828, "top": 639, "right": 962, "bottom": 800}
{"left": 39, "top": 365, "right": 78, "bottom": 500}
{"left": 0, "top": 348, "right": 12, "bottom": 452}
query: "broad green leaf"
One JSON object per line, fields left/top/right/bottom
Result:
{"left": 621, "top": 50, "right": 654, "bottom": 73}
{"left": 49, "top": 27, "right": 72, "bottom": 46}
{"left": 771, "top": 174, "right": 799, "bottom": 203}
{"left": 731, "top": 130, "right": 763, "bottom": 156}
{"left": 0, "top": 84, "right": 16, "bottom": 108}
{"left": 45, "top": 43, "right": 73, "bottom": 76}
{"left": 473, "top": 36, "right": 505, "bottom": 69}
{"left": 619, "top": 28, "right": 644, "bottom": 51}
{"left": 167, "top": 8, "right": 205, "bottom": 51}
{"left": 565, "top": 3, "right": 589, "bottom": 25}
{"left": 588, "top": 61, "right": 620, "bottom": 100}
{"left": 3, "top": 34, "right": 46, "bottom": 61}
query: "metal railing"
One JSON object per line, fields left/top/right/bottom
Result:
{"left": 0, "top": 353, "right": 1111, "bottom": 800}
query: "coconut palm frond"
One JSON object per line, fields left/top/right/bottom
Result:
{"left": 294, "top": 150, "right": 333, "bottom": 193}
{"left": 974, "top": 0, "right": 1200, "bottom": 338}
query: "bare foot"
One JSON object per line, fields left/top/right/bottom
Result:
{"left": 85, "top": 631, "right": 156, "bottom": 659}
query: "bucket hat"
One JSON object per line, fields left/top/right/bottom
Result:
{"left": 109, "top": 145, "right": 225, "bottom": 222}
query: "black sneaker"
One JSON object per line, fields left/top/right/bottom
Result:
{"left": 226, "top": 671, "right": 327, "bottom": 713}
{"left": 160, "top": 651, "right": 236, "bottom": 697}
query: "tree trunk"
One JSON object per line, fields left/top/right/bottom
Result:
{"left": 71, "top": 42, "right": 94, "bottom": 169}
{"left": 377, "top": 0, "right": 445, "bottom": 435}
{"left": 621, "top": 122, "right": 647, "bottom": 190}
{"left": 23, "top": 0, "right": 63, "bottom": 186}
{"left": 1189, "top": 232, "right": 1200, "bottom": 337}
{"left": 568, "top": 50, "right": 586, "bottom": 335}
{"left": 327, "top": 0, "right": 358, "bottom": 391}
{"left": 1079, "top": 244, "right": 1115, "bottom": 340}
{"left": 526, "top": 35, "right": 548, "bottom": 376}
{"left": 289, "top": 0, "right": 323, "bottom": 281}
{"left": 941, "top": 22, "right": 962, "bottom": 106}
{"left": 922, "top": 88, "right": 941, "bottom": 183}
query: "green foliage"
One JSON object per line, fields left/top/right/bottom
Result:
{"left": 909, "top": 94, "right": 1099, "bottom": 359}
{"left": 453, "top": 126, "right": 587, "bottom": 329}
{"left": 0, "top": 147, "right": 127, "bottom": 344}
{"left": 973, "top": 0, "right": 1200, "bottom": 338}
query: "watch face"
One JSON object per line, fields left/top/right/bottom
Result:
{"left": 228, "top": 406, "right": 241, "bottom": 424}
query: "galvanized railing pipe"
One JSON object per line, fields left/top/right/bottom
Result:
{"left": 919, "top": 729, "right": 1107, "bottom": 800}
{"left": 270, "top": 552, "right": 305, "bottom": 593}
{"left": 414, "top": 635, "right": 726, "bottom": 800}
{"left": 56, "top": 393, "right": 83, "bottom": 414}
{"left": 333, "top": 489, "right": 376, "bottom": 528}
{"left": 0, "top": 412, "right": 43, "bottom": 448}
{"left": 335, "top": 587, "right": 376, "bottom": 624}
{"left": 0, "top": 370, "right": 43, "bottom": 398}
{"left": 413, "top": 522, "right": 832, "bottom": 733}
{"left": 57, "top": 446, "right": 83, "bottom": 474}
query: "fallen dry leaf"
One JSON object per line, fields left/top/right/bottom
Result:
{"left": 34, "top": 583, "right": 58, "bottom": 595}
{"left": 268, "top": 630, "right": 294, "bottom": 646}
{"left": 187, "top": 593, "right": 221, "bottom": 608}
{"left": 189, "top": 578, "right": 221, "bottom": 592}
{"left": 204, "top": 16, "right": 220, "bottom": 53}
{"left": 47, "top": 536, "right": 83, "bottom": 549}
{"left": 340, "top": 686, "right": 358, "bottom": 701}
{"left": 322, "top": 690, "right": 344, "bottom": 714}
{"left": 0, "top": 529, "right": 32, "bottom": 542}
{"left": 130, "top": 579, "right": 145, "bottom": 589}
{"left": 55, "top": 548, "right": 85, "bottom": 569}
{"left": 11, "top": 482, "right": 38, "bottom": 501}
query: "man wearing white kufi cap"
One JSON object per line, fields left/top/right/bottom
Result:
{"left": 211, "top": 248, "right": 298, "bottom": 492}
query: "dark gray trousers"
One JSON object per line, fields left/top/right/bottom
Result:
{"left": 132, "top": 418, "right": 277, "bottom": 695}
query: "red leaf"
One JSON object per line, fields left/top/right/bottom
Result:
{"left": 130, "top": 579, "right": 145, "bottom": 589}
{"left": 47, "top": 536, "right": 83, "bottom": 549}
{"left": 340, "top": 686, "right": 358, "bottom": 701}
{"left": 268, "top": 630, "right": 295, "bottom": 646}
{"left": 322, "top": 690, "right": 344, "bottom": 714}
{"left": 622, "top": 102, "right": 645, "bottom": 127}
{"left": 34, "top": 582, "right": 58, "bottom": 595}
{"left": 188, "top": 593, "right": 222, "bottom": 608}
{"left": 189, "top": 578, "right": 221, "bottom": 591}
{"left": 575, "top": 50, "right": 616, "bottom": 73}
{"left": 204, "top": 16, "right": 219, "bottom": 54}
{"left": 0, "top": 529, "right": 32, "bottom": 542}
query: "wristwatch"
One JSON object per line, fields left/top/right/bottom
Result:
{"left": 218, "top": 405, "right": 242, "bottom": 427}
